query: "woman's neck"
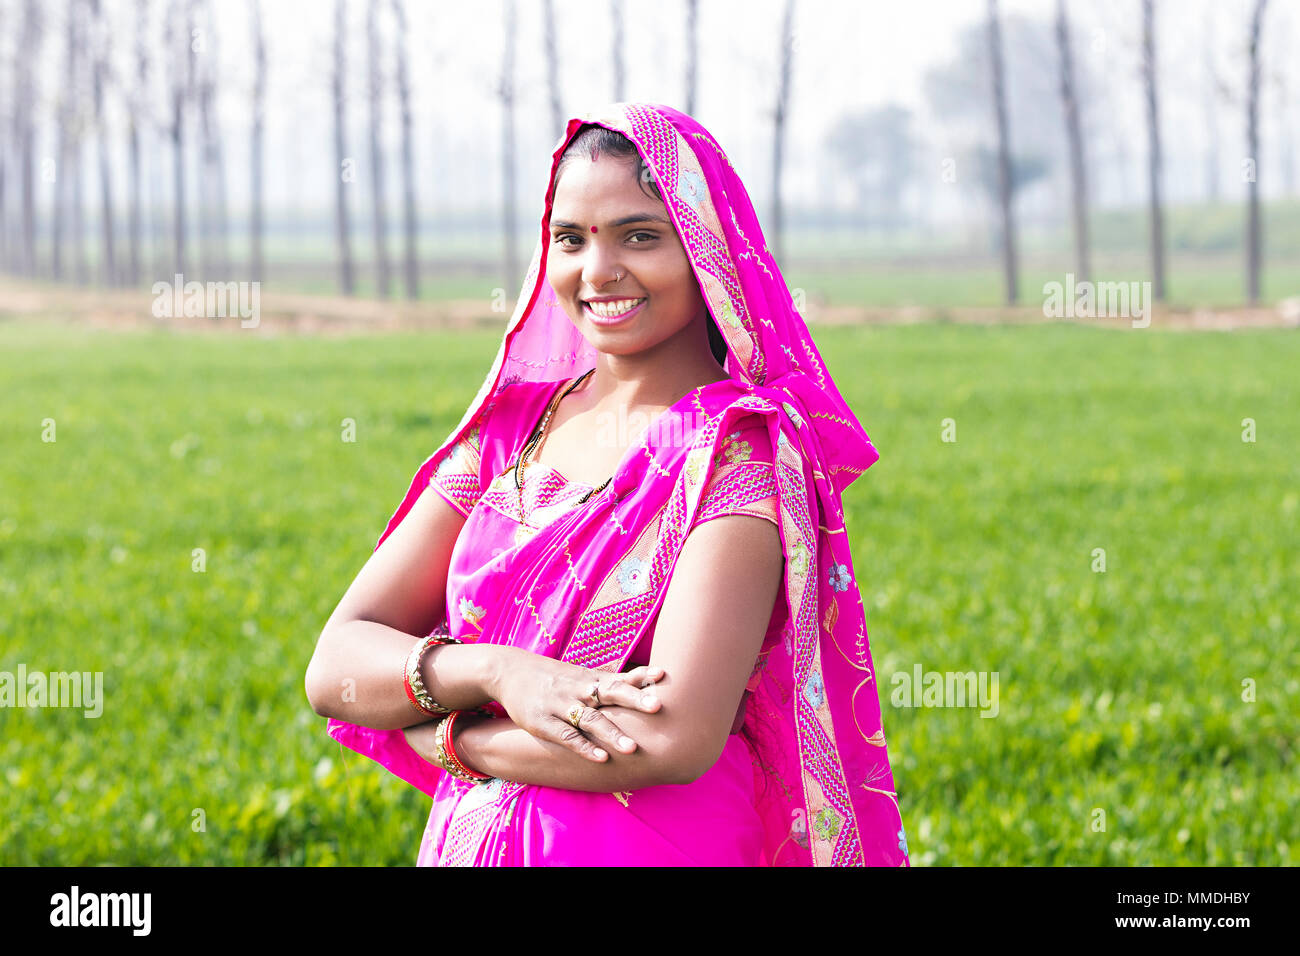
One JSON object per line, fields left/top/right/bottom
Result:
{"left": 577, "top": 353, "right": 729, "bottom": 416}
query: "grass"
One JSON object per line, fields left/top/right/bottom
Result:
{"left": 0, "top": 317, "right": 1296, "bottom": 865}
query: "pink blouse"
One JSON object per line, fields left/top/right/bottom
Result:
{"left": 412, "top": 393, "right": 789, "bottom": 865}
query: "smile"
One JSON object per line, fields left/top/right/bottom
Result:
{"left": 583, "top": 297, "right": 647, "bottom": 325}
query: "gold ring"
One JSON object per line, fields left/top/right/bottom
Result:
{"left": 587, "top": 682, "right": 601, "bottom": 707}
{"left": 566, "top": 704, "right": 585, "bottom": 728}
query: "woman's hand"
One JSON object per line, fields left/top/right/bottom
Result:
{"left": 490, "top": 648, "right": 665, "bottom": 762}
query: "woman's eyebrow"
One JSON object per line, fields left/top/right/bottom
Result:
{"left": 550, "top": 213, "right": 671, "bottom": 230}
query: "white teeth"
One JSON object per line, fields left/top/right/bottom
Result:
{"left": 585, "top": 297, "right": 645, "bottom": 318}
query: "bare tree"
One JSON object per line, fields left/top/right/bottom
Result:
{"left": 391, "top": 0, "right": 418, "bottom": 299}
{"left": 126, "top": 0, "right": 151, "bottom": 286}
{"left": 1245, "top": 0, "right": 1267, "bottom": 305}
{"left": 10, "top": 0, "right": 42, "bottom": 276}
{"left": 611, "top": 0, "right": 625, "bottom": 102}
{"left": 501, "top": 0, "right": 518, "bottom": 291}
{"left": 193, "top": 0, "right": 229, "bottom": 279}
{"left": 89, "top": 0, "right": 116, "bottom": 285}
{"left": 53, "top": 1, "right": 80, "bottom": 281}
{"left": 366, "top": 0, "right": 390, "bottom": 297}
{"left": 770, "top": 0, "right": 795, "bottom": 266}
{"left": 165, "top": 0, "right": 188, "bottom": 275}
{"left": 249, "top": 0, "right": 265, "bottom": 283}
{"left": 1141, "top": 0, "right": 1165, "bottom": 301}
{"left": 988, "top": 0, "right": 1018, "bottom": 304}
{"left": 333, "top": 0, "right": 355, "bottom": 294}
{"left": 685, "top": 0, "right": 697, "bottom": 114}
{"left": 1055, "top": 0, "right": 1089, "bottom": 284}
{"left": 542, "top": 0, "right": 561, "bottom": 135}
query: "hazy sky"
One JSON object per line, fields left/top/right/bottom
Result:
{"left": 9, "top": 0, "right": 1295, "bottom": 224}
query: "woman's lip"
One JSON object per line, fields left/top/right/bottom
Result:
{"left": 582, "top": 297, "right": 647, "bottom": 326}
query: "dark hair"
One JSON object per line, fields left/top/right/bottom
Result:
{"left": 555, "top": 124, "right": 729, "bottom": 369}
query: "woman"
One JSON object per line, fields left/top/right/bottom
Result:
{"left": 306, "top": 103, "right": 909, "bottom": 866}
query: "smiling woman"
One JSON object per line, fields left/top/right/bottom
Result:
{"left": 548, "top": 124, "right": 731, "bottom": 366}
{"left": 306, "top": 103, "right": 908, "bottom": 867}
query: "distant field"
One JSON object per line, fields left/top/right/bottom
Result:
{"left": 0, "top": 318, "right": 1296, "bottom": 865}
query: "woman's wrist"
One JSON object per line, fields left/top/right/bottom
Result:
{"left": 418, "top": 642, "right": 517, "bottom": 710}
{"left": 445, "top": 711, "right": 494, "bottom": 778}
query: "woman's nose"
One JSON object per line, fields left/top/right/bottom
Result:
{"left": 580, "top": 245, "right": 624, "bottom": 288}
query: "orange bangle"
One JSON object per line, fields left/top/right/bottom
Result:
{"left": 442, "top": 710, "right": 492, "bottom": 782}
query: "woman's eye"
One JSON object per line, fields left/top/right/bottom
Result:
{"left": 554, "top": 232, "right": 656, "bottom": 249}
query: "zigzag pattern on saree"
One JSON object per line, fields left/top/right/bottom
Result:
{"left": 429, "top": 472, "right": 480, "bottom": 516}
{"left": 628, "top": 105, "right": 764, "bottom": 385}
{"left": 561, "top": 408, "right": 726, "bottom": 670}
{"left": 776, "top": 428, "right": 864, "bottom": 866}
{"left": 695, "top": 460, "right": 778, "bottom": 524}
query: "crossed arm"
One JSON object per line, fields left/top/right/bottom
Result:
{"left": 306, "top": 484, "right": 784, "bottom": 791}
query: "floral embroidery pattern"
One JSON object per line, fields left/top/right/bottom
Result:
{"left": 675, "top": 167, "right": 708, "bottom": 212}
{"left": 781, "top": 401, "right": 804, "bottom": 430}
{"left": 897, "top": 827, "right": 909, "bottom": 855}
{"left": 684, "top": 446, "right": 712, "bottom": 485}
{"left": 716, "top": 296, "right": 743, "bottom": 331}
{"left": 616, "top": 556, "right": 651, "bottom": 596}
{"left": 828, "top": 562, "right": 851, "bottom": 592}
{"left": 788, "top": 540, "right": 809, "bottom": 577}
{"left": 813, "top": 806, "right": 841, "bottom": 843}
{"left": 435, "top": 445, "right": 460, "bottom": 475}
{"left": 717, "top": 429, "right": 753, "bottom": 465}
{"left": 803, "top": 670, "right": 826, "bottom": 710}
{"left": 459, "top": 597, "right": 486, "bottom": 631}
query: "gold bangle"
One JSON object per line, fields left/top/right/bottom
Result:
{"left": 433, "top": 711, "right": 490, "bottom": 784}
{"left": 405, "top": 634, "right": 462, "bottom": 717}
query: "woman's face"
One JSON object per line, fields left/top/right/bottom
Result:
{"left": 547, "top": 152, "right": 710, "bottom": 358}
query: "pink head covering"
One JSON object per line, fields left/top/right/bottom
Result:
{"left": 362, "top": 103, "right": 907, "bottom": 866}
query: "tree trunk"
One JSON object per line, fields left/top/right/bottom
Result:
{"left": 988, "top": 0, "right": 1018, "bottom": 305}
{"left": 170, "top": 0, "right": 188, "bottom": 276}
{"left": 771, "top": 0, "right": 795, "bottom": 267}
{"left": 200, "top": 0, "right": 228, "bottom": 278}
{"left": 90, "top": 0, "right": 116, "bottom": 286}
{"left": 14, "top": 0, "right": 42, "bottom": 277}
{"left": 1245, "top": 0, "right": 1267, "bottom": 305}
{"left": 1142, "top": 0, "right": 1165, "bottom": 301}
{"left": 391, "top": 0, "right": 418, "bottom": 300}
{"left": 366, "top": 0, "right": 390, "bottom": 298}
{"left": 333, "top": 0, "right": 354, "bottom": 295}
{"left": 126, "top": 0, "right": 149, "bottom": 287}
{"left": 501, "top": 0, "right": 517, "bottom": 291}
{"left": 542, "top": 0, "right": 561, "bottom": 136}
{"left": 70, "top": 5, "right": 87, "bottom": 286}
{"left": 250, "top": 0, "right": 265, "bottom": 284}
{"left": 1055, "top": 0, "right": 1090, "bottom": 284}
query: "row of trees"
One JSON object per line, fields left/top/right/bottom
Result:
{"left": 981, "top": 0, "right": 1275, "bottom": 306}
{"left": 0, "top": 0, "right": 803, "bottom": 300}
{"left": 0, "top": 0, "right": 1284, "bottom": 307}
{"left": 0, "top": 0, "right": 266, "bottom": 287}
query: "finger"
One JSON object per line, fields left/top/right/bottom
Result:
{"left": 548, "top": 715, "right": 609, "bottom": 762}
{"left": 598, "top": 673, "right": 662, "bottom": 713}
{"left": 579, "top": 707, "right": 639, "bottom": 754}
{"left": 625, "top": 665, "right": 666, "bottom": 687}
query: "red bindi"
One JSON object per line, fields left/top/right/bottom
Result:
{"left": 590, "top": 225, "right": 598, "bottom": 233}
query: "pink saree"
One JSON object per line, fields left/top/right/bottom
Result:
{"left": 325, "top": 103, "right": 909, "bottom": 866}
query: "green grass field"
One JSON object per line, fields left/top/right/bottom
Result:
{"left": 1, "top": 318, "right": 1295, "bottom": 865}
